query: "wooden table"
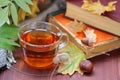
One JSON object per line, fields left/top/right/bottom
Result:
{"left": 0, "top": 47, "right": 120, "bottom": 80}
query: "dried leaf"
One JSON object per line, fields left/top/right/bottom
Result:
{"left": 18, "top": 9, "right": 26, "bottom": 22}
{"left": 18, "top": 0, "right": 40, "bottom": 22}
{"left": 26, "top": 0, "right": 40, "bottom": 18}
{"left": 82, "top": 29, "right": 97, "bottom": 46}
{"left": 105, "top": 1, "right": 117, "bottom": 12}
{"left": 67, "top": 19, "right": 87, "bottom": 33}
{"left": 81, "top": 0, "right": 117, "bottom": 15}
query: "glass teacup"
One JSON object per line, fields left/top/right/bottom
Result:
{"left": 18, "top": 21, "right": 68, "bottom": 71}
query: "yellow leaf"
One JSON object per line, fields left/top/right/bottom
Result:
{"left": 82, "top": 29, "right": 97, "bottom": 46}
{"left": 18, "top": 9, "right": 26, "bottom": 22}
{"left": 105, "top": 1, "right": 117, "bottom": 11}
{"left": 18, "top": 0, "right": 40, "bottom": 22}
{"left": 67, "top": 19, "right": 87, "bottom": 34}
{"left": 57, "top": 42, "right": 86, "bottom": 75}
{"left": 81, "top": 0, "right": 117, "bottom": 15}
{"left": 26, "top": 0, "right": 40, "bottom": 18}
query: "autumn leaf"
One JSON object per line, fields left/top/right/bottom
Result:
{"left": 18, "top": 0, "right": 40, "bottom": 22}
{"left": 105, "top": 1, "right": 117, "bottom": 12}
{"left": 57, "top": 42, "right": 86, "bottom": 75}
{"left": 81, "top": 29, "right": 97, "bottom": 46}
{"left": 26, "top": 0, "right": 40, "bottom": 18}
{"left": 81, "top": 0, "right": 117, "bottom": 15}
{"left": 67, "top": 19, "right": 87, "bottom": 34}
{"left": 18, "top": 8, "right": 26, "bottom": 22}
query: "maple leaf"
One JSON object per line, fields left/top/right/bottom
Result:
{"left": 57, "top": 42, "right": 86, "bottom": 75}
{"left": 81, "top": 0, "right": 117, "bottom": 15}
{"left": 67, "top": 19, "right": 87, "bottom": 34}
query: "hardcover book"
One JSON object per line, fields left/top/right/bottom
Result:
{"left": 48, "top": 9, "right": 120, "bottom": 58}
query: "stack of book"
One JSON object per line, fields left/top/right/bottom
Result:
{"left": 48, "top": 0, "right": 120, "bottom": 58}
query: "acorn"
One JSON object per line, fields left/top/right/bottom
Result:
{"left": 79, "top": 60, "right": 94, "bottom": 73}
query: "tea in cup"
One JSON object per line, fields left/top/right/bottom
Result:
{"left": 18, "top": 21, "right": 68, "bottom": 69}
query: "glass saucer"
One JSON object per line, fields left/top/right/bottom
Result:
{"left": 10, "top": 51, "right": 58, "bottom": 76}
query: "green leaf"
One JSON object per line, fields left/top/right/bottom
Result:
{"left": 0, "top": 7, "right": 8, "bottom": 27}
{"left": 25, "top": 0, "right": 33, "bottom": 5}
{"left": 14, "top": 0, "right": 31, "bottom": 13}
{"left": 10, "top": 3, "right": 18, "bottom": 25}
{"left": 0, "top": 23, "right": 19, "bottom": 39}
{"left": 0, "top": 38, "right": 20, "bottom": 50}
{"left": 57, "top": 42, "right": 86, "bottom": 75}
{"left": 0, "top": 23, "right": 20, "bottom": 51}
{"left": 0, "top": 0, "right": 10, "bottom": 7}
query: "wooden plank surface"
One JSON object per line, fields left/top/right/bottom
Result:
{"left": 0, "top": 47, "right": 120, "bottom": 80}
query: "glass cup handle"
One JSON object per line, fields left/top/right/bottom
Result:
{"left": 58, "top": 33, "right": 69, "bottom": 49}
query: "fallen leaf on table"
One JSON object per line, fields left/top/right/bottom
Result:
{"left": 81, "top": 0, "right": 117, "bottom": 15}
{"left": 57, "top": 42, "right": 86, "bottom": 75}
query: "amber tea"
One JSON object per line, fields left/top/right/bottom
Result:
{"left": 20, "top": 29, "right": 59, "bottom": 69}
